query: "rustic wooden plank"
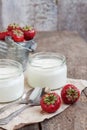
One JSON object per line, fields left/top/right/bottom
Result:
{"left": 83, "top": 87, "right": 87, "bottom": 98}
{"left": 0, "top": 124, "right": 40, "bottom": 130}
{"left": 40, "top": 91, "right": 87, "bottom": 130}
{"left": 17, "top": 123, "right": 39, "bottom": 130}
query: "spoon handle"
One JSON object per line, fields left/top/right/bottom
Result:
{"left": 0, "top": 103, "right": 39, "bottom": 125}
{"left": 0, "top": 104, "right": 30, "bottom": 125}
{"left": 0, "top": 89, "right": 33, "bottom": 114}
{"left": 0, "top": 88, "right": 43, "bottom": 125}
{"left": 0, "top": 102, "right": 18, "bottom": 114}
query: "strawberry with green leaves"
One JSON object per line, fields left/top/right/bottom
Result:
{"left": 22, "top": 26, "right": 36, "bottom": 40}
{"left": 12, "top": 29, "right": 24, "bottom": 42}
{"left": 40, "top": 92, "right": 61, "bottom": 113}
{"left": 7, "top": 23, "right": 21, "bottom": 31}
{"left": 61, "top": 84, "right": 80, "bottom": 104}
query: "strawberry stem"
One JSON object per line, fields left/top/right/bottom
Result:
{"left": 44, "top": 94, "right": 57, "bottom": 105}
{"left": 66, "top": 88, "right": 78, "bottom": 101}
{"left": 9, "top": 23, "right": 19, "bottom": 28}
{"left": 13, "top": 29, "right": 23, "bottom": 36}
{"left": 23, "top": 25, "right": 33, "bottom": 31}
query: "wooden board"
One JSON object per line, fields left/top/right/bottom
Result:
{"left": 40, "top": 88, "right": 87, "bottom": 130}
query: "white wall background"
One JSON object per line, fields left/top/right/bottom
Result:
{"left": 0, "top": 0, "right": 58, "bottom": 31}
{"left": 0, "top": 0, "right": 87, "bottom": 41}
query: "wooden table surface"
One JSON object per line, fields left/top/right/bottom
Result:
{"left": 19, "top": 31, "right": 87, "bottom": 130}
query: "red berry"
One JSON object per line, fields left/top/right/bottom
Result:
{"left": 7, "top": 23, "right": 21, "bottom": 31}
{"left": 61, "top": 84, "right": 80, "bottom": 104}
{"left": 22, "top": 26, "right": 36, "bottom": 40}
{"left": 12, "top": 29, "right": 24, "bottom": 42}
{"left": 40, "top": 92, "right": 61, "bottom": 113}
{"left": 0, "top": 31, "right": 8, "bottom": 40}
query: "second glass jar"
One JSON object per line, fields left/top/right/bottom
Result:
{"left": 27, "top": 52, "right": 67, "bottom": 90}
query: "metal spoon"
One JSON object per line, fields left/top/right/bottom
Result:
{"left": 0, "top": 87, "right": 45, "bottom": 125}
{"left": 0, "top": 89, "right": 34, "bottom": 114}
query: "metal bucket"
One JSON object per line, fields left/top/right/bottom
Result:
{"left": 0, "top": 37, "right": 37, "bottom": 71}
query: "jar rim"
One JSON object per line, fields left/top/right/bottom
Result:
{"left": 0, "top": 59, "right": 23, "bottom": 80}
{"left": 29, "top": 52, "right": 66, "bottom": 69}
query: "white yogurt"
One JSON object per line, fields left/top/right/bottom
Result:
{"left": 0, "top": 60, "right": 24, "bottom": 102}
{"left": 27, "top": 52, "right": 67, "bottom": 89}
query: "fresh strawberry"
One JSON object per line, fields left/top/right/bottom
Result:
{"left": 40, "top": 92, "right": 61, "bottom": 113}
{"left": 22, "top": 26, "right": 36, "bottom": 40}
{"left": 7, "top": 23, "right": 21, "bottom": 31}
{"left": 61, "top": 84, "right": 80, "bottom": 104}
{"left": 12, "top": 29, "right": 24, "bottom": 42}
{"left": 0, "top": 30, "right": 8, "bottom": 40}
{"left": 7, "top": 30, "right": 13, "bottom": 37}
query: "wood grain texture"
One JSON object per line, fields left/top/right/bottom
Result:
{"left": 40, "top": 90, "right": 87, "bottom": 130}
{"left": 17, "top": 124, "right": 39, "bottom": 130}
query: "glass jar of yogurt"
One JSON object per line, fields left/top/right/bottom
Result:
{"left": 27, "top": 52, "right": 67, "bottom": 90}
{"left": 0, "top": 59, "right": 24, "bottom": 102}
